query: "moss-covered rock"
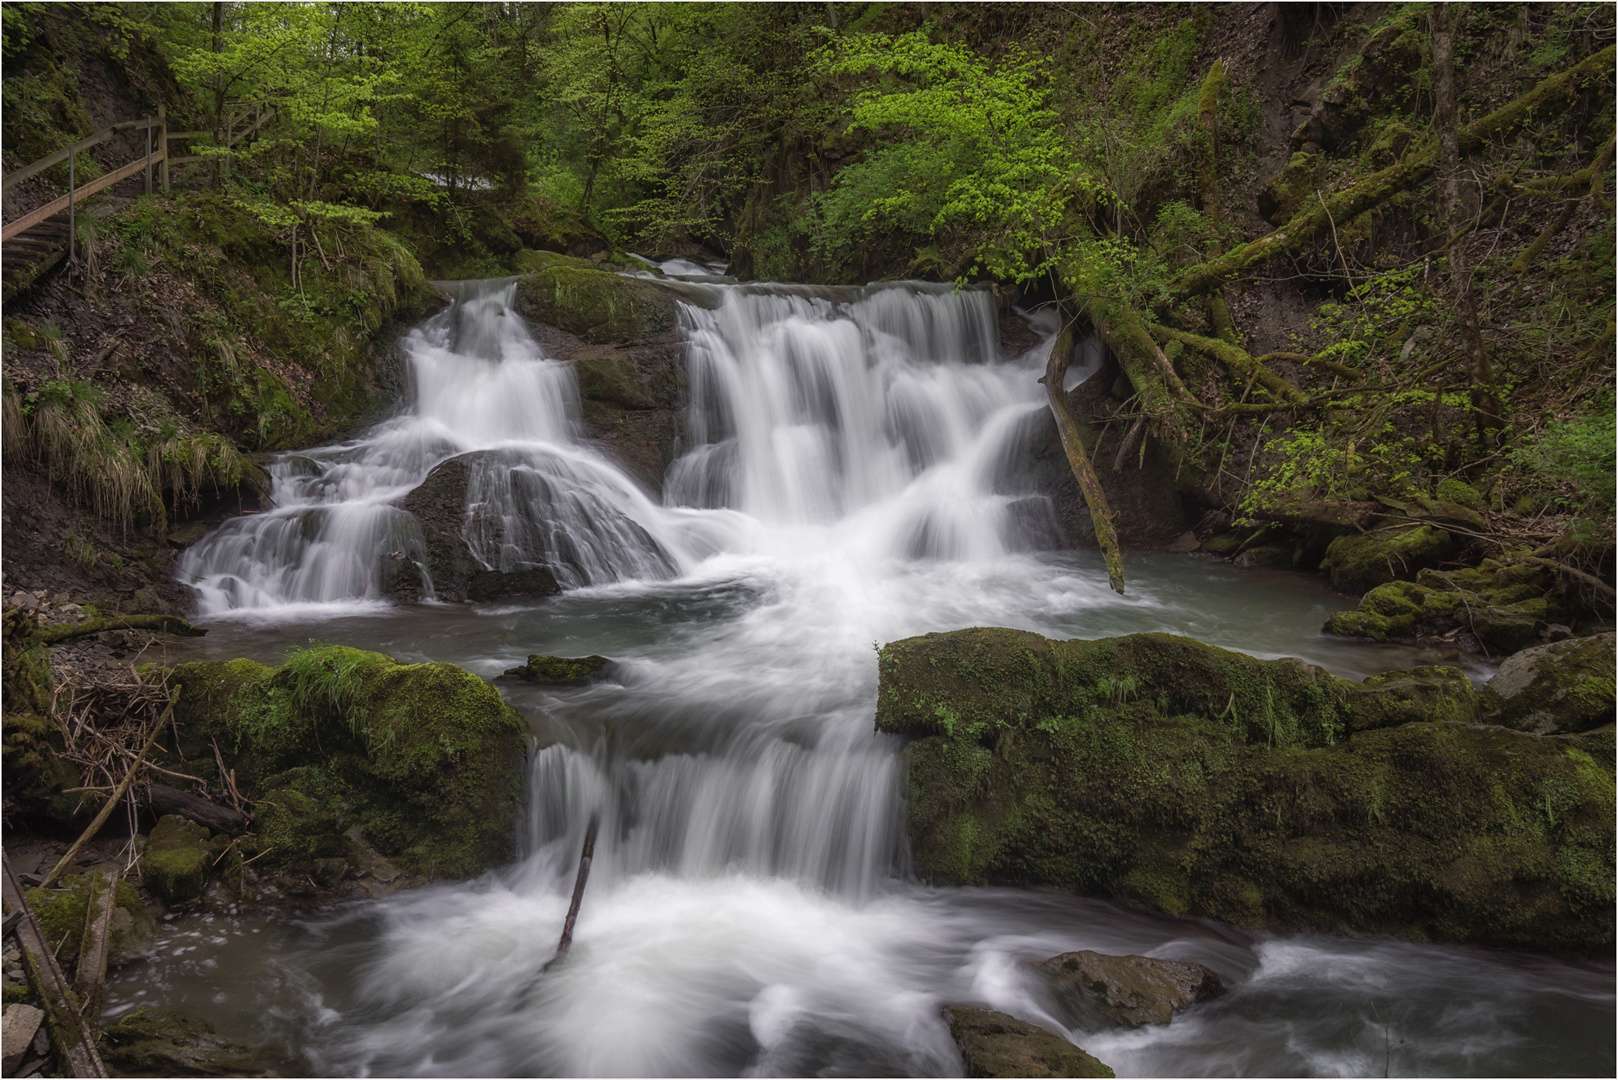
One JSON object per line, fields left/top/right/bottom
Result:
{"left": 101, "top": 1008, "right": 282, "bottom": 1077}
{"left": 142, "top": 815, "right": 221, "bottom": 906}
{"left": 877, "top": 628, "right": 1615, "bottom": 950}
{"left": 513, "top": 264, "right": 685, "bottom": 345}
{"left": 1256, "top": 150, "right": 1328, "bottom": 226}
{"left": 25, "top": 874, "right": 155, "bottom": 964}
{"left": 501, "top": 654, "right": 615, "bottom": 686}
{"left": 169, "top": 645, "right": 528, "bottom": 881}
{"left": 1435, "top": 478, "right": 1485, "bottom": 512}
{"left": 1479, "top": 633, "right": 1616, "bottom": 734}
{"left": 944, "top": 1006, "right": 1114, "bottom": 1078}
{"left": 1319, "top": 525, "right": 1453, "bottom": 595}
{"left": 1325, "top": 558, "right": 1567, "bottom": 653}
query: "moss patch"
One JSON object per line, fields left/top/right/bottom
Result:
{"left": 880, "top": 628, "right": 1615, "bottom": 950}
{"left": 1479, "top": 633, "right": 1616, "bottom": 734}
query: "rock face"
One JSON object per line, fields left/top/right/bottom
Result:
{"left": 944, "top": 1006, "right": 1114, "bottom": 1079}
{"left": 1325, "top": 557, "right": 1570, "bottom": 653}
{"left": 512, "top": 253, "right": 717, "bottom": 495}
{"left": 391, "top": 453, "right": 562, "bottom": 603}
{"left": 168, "top": 645, "right": 528, "bottom": 882}
{"left": 1035, "top": 951, "right": 1222, "bottom": 1030}
{"left": 876, "top": 627, "right": 1615, "bottom": 950}
{"left": 1479, "top": 633, "right": 1616, "bottom": 734}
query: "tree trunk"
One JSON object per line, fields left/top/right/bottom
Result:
{"left": 1044, "top": 332, "right": 1126, "bottom": 594}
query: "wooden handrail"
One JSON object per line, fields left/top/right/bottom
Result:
{"left": 1, "top": 150, "right": 165, "bottom": 242}
{"left": 0, "top": 118, "right": 164, "bottom": 192}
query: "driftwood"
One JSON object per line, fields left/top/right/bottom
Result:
{"left": 148, "top": 783, "right": 249, "bottom": 837}
{"left": 40, "top": 692, "right": 177, "bottom": 892}
{"left": 1043, "top": 333, "right": 1126, "bottom": 594}
{"left": 71, "top": 870, "right": 118, "bottom": 1023}
{"left": 38, "top": 614, "right": 206, "bottom": 645}
{"left": 549, "top": 811, "right": 601, "bottom": 968}
{"left": 1, "top": 857, "right": 108, "bottom": 1078}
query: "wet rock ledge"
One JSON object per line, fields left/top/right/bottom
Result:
{"left": 877, "top": 628, "right": 1615, "bottom": 951}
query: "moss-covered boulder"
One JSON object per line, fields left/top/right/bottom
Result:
{"left": 1325, "top": 558, "right": 1567, "bottom": 653}
{"left": 142, "top": 815, "right": 221, "bottom": 906}
{"left": 1257, "top": 150, "right": 1328, "bottom": 226}
{"left": 25, "top": 874, "right": 155, "bottom": 964}
{"left": 168, "top": 645, "right": 528, "bottom": 881}
{"left": 1479, "top": 633, "right": 1616, "bottom": 735}
{"left": 944, "top": 1006, "right": 1114, "bottom": 1078}
{"left": 876, "top": 628, "right": 1615, "bottom": 950}
{"left": 1319, "top": 525, "right": 1453, "bottom": 595}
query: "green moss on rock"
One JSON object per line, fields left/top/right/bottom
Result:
{"left": 169, "top": 645, "right": 528, "bottom": 880}
{"left": 102, "top": 1008, "right": 282, "bottom": 1077}
{"left": 1479, "top": 633, "right": 1616, "bottom": 734}
{"left": 501, "top": 654, "right": 615, "bottom": 686}
{"left": 26, "top": 874, "right": 154, "bottom": 963}
{"left": 879, "top": 628, "right": 1615, "bottom": 950}
{"left": 945, "top": 1006, "right": 1114, "bottom": 1078}
{"left": 143, "top": 814, "right": 220, "bottom": 906}
{"left": 1325, "top": 559, "right": 1566, "bottom": 652}
{"left": 1320, "top": 525, "right": 1452, "bottom": 595}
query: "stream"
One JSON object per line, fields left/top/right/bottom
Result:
{"left": 107, "top": 275, "right": 1614, "bottom": 1077}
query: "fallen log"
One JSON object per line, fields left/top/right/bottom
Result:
{"left": 1043, "top": 332, "right": 1126, "bottom": 594}
{"left": 148, "top": 783, "right": 249, "bottom": 837}
{"left": 1, "top": 857, "right": 108, "bottom": 1078}
{"left": 71, "top": 870, "right": 117, "bottom": 1023}
{"left": 38, "top": 614, "right": 206, "bottom": 645}
{"left": 1148, "top": 323, "right": 1308, "bottom": 405}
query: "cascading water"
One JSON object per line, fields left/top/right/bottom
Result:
{"left": 177, "top": 279, "right": 699, "bottom": 611}
{"left": 120, "top": 275, "right": 1613, "bottom": 1077}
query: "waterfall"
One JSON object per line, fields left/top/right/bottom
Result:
{"left": 176, "top": 279, "right": 702, "bottom": 611}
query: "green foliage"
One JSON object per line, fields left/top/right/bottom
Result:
{"left": 1509, "top": 389, "right": 1617, "bottom": 537}
{"left": 1309, "top": 263, "right": 1439, "bottom": 370}
{"left": 815, "top": 31, "right": 1072, "bottom": 283}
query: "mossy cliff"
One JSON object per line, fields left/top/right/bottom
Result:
{"left": 165, "top": 645, "right": 528, "bottom": 881}
{"left": 876, "top": 628, "right": 1615, "bottom": 950}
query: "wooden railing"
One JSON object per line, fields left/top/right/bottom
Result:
{"left": 0, "top": 103, "right": 275, "bottom": 248}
